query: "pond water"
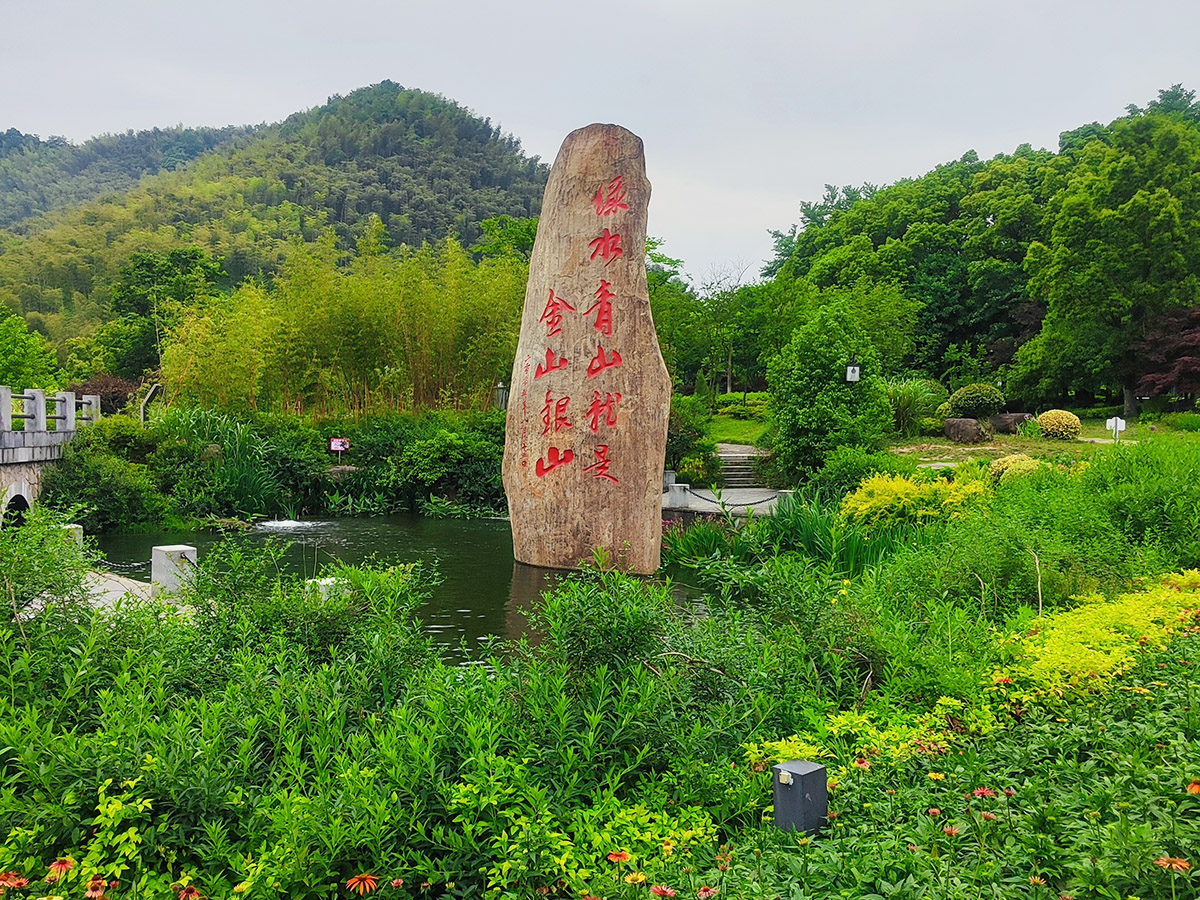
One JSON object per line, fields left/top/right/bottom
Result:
{"left": 95, "top": 516, "right": 694, "bottom": 658}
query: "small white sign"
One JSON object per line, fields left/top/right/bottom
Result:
{"left": 846, "top": 365, "right": 861, "bottom": 383}
{"left": 1105, "top": 417, "right": 1126, "bottom": 440}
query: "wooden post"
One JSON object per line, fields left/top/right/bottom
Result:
{"left": 502, "top": 125, "right": 671, "bottom": 574}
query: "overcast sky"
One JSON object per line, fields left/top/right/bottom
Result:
{"left": 3, "top": 0, "right": 1198, "bottom": 282}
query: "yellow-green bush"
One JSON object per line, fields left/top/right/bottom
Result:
{"left": 840, "top": 473, "right": 989, "bottom": 532}
{"left": 995, "top": 570, "right": 1200, "bottom": 698}
{"left": 989, "top": 453, "right": 1041, "bottom": 484}
{"left": 1038, "top": 408, "right": 1082, "bottom": 440}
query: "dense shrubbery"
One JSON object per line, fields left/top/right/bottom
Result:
{"left": 41, "top": 407, "right": 508, "bottom": 530}
{"left": 811, "top": 445, "right": 918, "bottom": 498}
{"left": 1038, "top": 408, "right": 1083, "bottom": 440}
{"left": 4, "top": 437, "right": 1200, "bottom": 898}
{"left": 946, "top": 382, "right": 1005, "bottom": 419}
{"left": 767, "top": 306, "right": 893, "bottom": 479}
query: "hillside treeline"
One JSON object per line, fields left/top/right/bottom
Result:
{"left": 0, "top": 81, "right": 548, "bottom": 356}
{"left": 654, "top": 85, "right": 1200, "bottom": 414}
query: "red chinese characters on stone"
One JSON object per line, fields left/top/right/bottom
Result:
{"left": 592, "top": 176, "right": 629, "bottom": 216}
{"left": 587, "top": 391, "right": 622, "bottom": 433}
{"left": 582, "top": 445, "right": 618, "bottom": 483}
{"left": 587, "top": 345, "right": 623, "bottom": 378}
{"left": 539, "top": 288, "right": 575, "bottom": 337}
{"left": 535, "top": 348, "right": 568, "bottom": 380}
{"left": 540, "top": 391, "right": 572, "bottom": 436}
{"left": 585, "top": 280, "right": 615, "bottom": 337}
{"left": 535, "top": 447, "right": 574, "bottom": 477}
{"left": 588, "top": 229, "right": 623, "bottom": 267}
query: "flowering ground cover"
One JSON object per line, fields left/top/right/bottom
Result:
{"left": 0, "top": 435, "right": 1198, "bottom": 899}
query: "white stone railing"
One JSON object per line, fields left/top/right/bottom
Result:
{"left": 0, "top": 387, "right": 100, "bottom": 434}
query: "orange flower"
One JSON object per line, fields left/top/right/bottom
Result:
{"left": 390, "top": 879, "right": 405, "bottom": 889}
{"left": 972, "top": 787, "right": 996, "bottom": 798}
{"left": 942, "top": 825, "right": 960, "bottom": 837}
{"left": 1187, "top": 781, "right": 1200, "bottom": 795}
{"left": 1029, "top": 875, "right": 1046, "bottom": 886}
{"left": 607, "top": 850, "right": 630, "bottom": 863}
{"left": 927, "top": 808, "right": 941, "bottom": 817}
{"left": 852, "top": 758, "right": 870, "bottom": 770}
{"left": 45, "top": 858, "right": 74, "bottom": 884}
{"left": 345, "top": 873, "right": 379, "bottom": 895}
{"left": 85, "top": 873, "right": 108, "bottom": 898}
{"left": 1155, "top": 856, "right": 1191, "bottom": 872}
{"left": 697, "top": 888, "right": 718, "bottom": 900}
{"left": 650, "top": 888, "right": 677, "bottom": 898}
{"left": 179, "top": 887, "right": 203, "bottom": 900}
{"left": 981, "top": 811, "right": 997, "bottom": 821}
{"left": 0, "top": 872, "right": 28, "bottom": 890}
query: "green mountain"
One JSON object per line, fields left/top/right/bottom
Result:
{"left": 0, "top": 124, "right": 251, "bottom": 228}
{"left": 0, "top": 81, "right": 549, "bottom": 340}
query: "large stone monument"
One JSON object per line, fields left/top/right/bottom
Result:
{"left": 503, "top": 124, "right": 671, "bottom": 574}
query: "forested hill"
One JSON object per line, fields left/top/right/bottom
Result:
{"left": 0, "top": 81, "right": 549, "bottom": 329}
{"left": 0, "top": 125, "right": 252, "bottom": 228}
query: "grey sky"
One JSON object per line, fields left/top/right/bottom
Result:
{"left": 2, "top": 0, "right": 1198, "bottom": 282}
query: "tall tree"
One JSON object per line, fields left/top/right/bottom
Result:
{"left": 1022, "top": 113, "right": 1200, "bottom": 416}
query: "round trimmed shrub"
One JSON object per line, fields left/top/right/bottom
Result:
{"left": 989, "top": 453, "right": 1041, "bottom": 484}
{"left": 935, "top": 401, "right": 952, "bottom": 419}
{"left": 1038, "top": 409, "right": 1082, "bottom": 441}
{"left": 946, "top": 383, "right": 1005, "bottom": 419}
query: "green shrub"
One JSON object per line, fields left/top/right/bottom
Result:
{"left": 665, "top": 395, "right": 711, "bottom": 469}
{"left": 812, "top": 445, "right": 917, "bottom": 497}
{"left": 918, "top": 416, "right": 946, "bottom": 437}
{"left": 989, "top": 453, "right": 1042, "bottom": 484}
{"left": 840, "top": 472, "right": 989, "bottom": 533}
{"left": 1038, "top": 408, "right": 1082, "bottom": 440}
{"left": 884, "top": 378, "right": 945, "bottom": 437}
{"left": 935, "top": 401, "right": 951, "bottom": 419}
{"left": 1163, "top": 411, "right": 1200, "bottom": 432}
{"left": 946, "top": 382, "right": 1005, "bottom": 418}
{"left": 767, "top": 306, "right": 892, "bottom": 479}
{"left": 41, "top": 446, "right": 168, "bottom": 532}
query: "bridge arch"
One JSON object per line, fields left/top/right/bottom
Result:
{"left": 1, "top": 492, "right": 29, "bottom": 528}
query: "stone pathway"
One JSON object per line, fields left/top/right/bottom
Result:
{"left": 83, "top": 571, "right": 152, "bottom": 608}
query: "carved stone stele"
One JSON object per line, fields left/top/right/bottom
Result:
{"left": 502, "top": 124, "right": 670, "bottom": 574}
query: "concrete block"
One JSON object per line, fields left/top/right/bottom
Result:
{"left": 59, "top": 524, "right": 84, "bottom": 546}
{"left": 663, "top": 469, "right": 676, "bottom": 489}
{"left": 0, "top": 386, "right": 10, "bottom": 432}
{"left": 666, "top": 483, "right": 690, "bottom": 508}
{"left": 83, "top": 395, "right": 101, "bottom": 424}
{"left": 151, "top": 544, "right": 197, "bottom": 596}
{"left": 773, "top": 760, "right": 828, "bottom": 834}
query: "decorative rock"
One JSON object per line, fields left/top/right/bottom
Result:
{"left": 503, "top": 125, "right": 671, "bottom": 574}
{"left": 990, "top": 412, "right": 1033, "bottom": 434}
{"left": 944, "top": 417, "right": 990, "bottom": 444}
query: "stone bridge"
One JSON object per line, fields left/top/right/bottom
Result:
{"left": 1, "top": 387, "right": 100, "bottom": 526}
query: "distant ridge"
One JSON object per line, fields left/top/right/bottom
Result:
{"left": 0, "top": 81, "right": 549, "bottom": 326}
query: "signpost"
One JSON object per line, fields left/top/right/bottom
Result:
{"left": 1105, "top": 417, "right": 1126, "bottom": 442}
{"left": 502, "top": 124, "right": 672, "bottom": 574}
{"left": 329, "top": 437, "right": 350, "bottom": 462}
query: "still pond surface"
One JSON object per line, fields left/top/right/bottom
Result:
{"left": 96, "top": 515, "right": 691, "bottom": 658}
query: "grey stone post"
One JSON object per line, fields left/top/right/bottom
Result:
{"left": 0, "top": 386, "right": 10, "bottom": 432}
{"left": 54, "top": 391, "right": 77, "bottom": 431}
{"left": 151, "top": 544, "right": 197, "bottom": 596}
{"left": 24, "top": 389, "right": 46, "bottom": 432}
{"left": 666, "top": 483, "right": 690, "bottom": 508}
{"left": 59, "top": 524, "right": 85, "bottom": 546}
{"left": 83, "top": 394, "right": 101, "bottom": 424}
